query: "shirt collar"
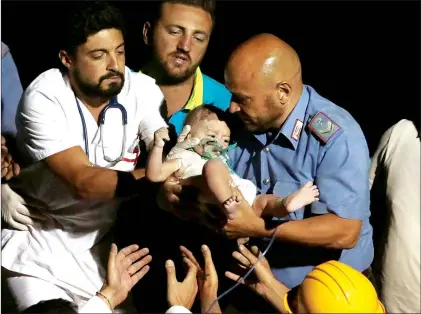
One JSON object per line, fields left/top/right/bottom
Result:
{"left": 278, "top": 86, "right": 309, "bottom": 149}
{"left": 139, "top": 66, "right": 204, "bottom": 111}
{"left": 254, "top": 86, "right": 309, "bottom": 149}
{"left": 184, "top": 67, "right": 204, "bottom": 110}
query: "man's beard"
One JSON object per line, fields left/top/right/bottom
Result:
{"left": 152, "top": 53, "right": 200, "bottom": 85}
{"left": 74, "top": 69, "right": 125, "bottom": 98}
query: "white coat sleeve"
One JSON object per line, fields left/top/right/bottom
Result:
{"left": 165, "top": 305, "right": 192, "bottom": 313}
{"left": 17, "top": 90, "right": 80, "bottom": 163}
{"left": 137, "top": 81, "right": 168, "bottom": 150}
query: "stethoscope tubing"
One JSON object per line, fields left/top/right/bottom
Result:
{"left": 74, "top": 95, "right": 128, "bottom": 165}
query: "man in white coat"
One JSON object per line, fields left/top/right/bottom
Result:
{"left": 1, "top": 2, "right": 170, "bottom": 312}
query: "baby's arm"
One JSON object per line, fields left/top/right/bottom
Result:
{"left": 254, "top": 181, "right": 320, "bottom": 218}
{"left": 146, "top": 127, "right": 181, "bottom": 182}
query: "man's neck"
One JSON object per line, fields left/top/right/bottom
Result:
{"left": 160, "top": 78, "right": 195, "bottom": 117}
{"left": 143, "top": 62, "right": 196, "bottom": 117}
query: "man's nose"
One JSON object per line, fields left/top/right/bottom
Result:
{"left": 177, "top": 35, "right": 192, "bottom": 53}
{"left": 107, "top": 54, "right": 119, "bottom": 71}
{"left": 229, "top": 101, "right": 241, "bottom": 113}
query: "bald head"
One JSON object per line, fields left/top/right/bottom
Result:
{"left": 225, "top": 34, "right": 304, "bottom": 133}
{"left": 226, "top": 33, "right": 302, "bottom": 88}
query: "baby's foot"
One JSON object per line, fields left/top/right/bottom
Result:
{"left": 223, "top": 195, "right": 242, "bottom": 220}
{"left": 283, "top": 181, "right": 320, "bottom": 213}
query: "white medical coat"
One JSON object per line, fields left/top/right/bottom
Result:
{"left": 1, "top": 67, "right": 167, "bottom": 308}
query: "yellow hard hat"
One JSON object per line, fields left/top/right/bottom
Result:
{"left": 284, "top": 260, "right": 385, "bottom": 313}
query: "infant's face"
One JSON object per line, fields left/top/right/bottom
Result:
{"left": 189, "top": 117, "right": 231, "bottom": 156}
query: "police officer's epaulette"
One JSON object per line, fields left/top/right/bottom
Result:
{"left": 307, "top": 112, "right": 341, "bottom": 144}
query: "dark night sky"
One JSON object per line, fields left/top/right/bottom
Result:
{"left": 2, "top": 1, "right": 420, "bottom": 153}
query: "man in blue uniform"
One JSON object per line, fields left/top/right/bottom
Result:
{"left": 222, "top": 33, "right": 374, "bottom": 288}
{"left": 160, "top": 33, "right": 374, "bottom": 311}
{"left": 1, "top": 42, "right": 23, "bottom": 181}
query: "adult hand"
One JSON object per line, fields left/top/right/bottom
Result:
{"left": 166, "top": 256, "right": 198, "bottom": 310}
{"left": 1, "top": 136, "right": 20, "bottom": 180}
{"left": 156, "top": 168, "right": 203, "bottom": 221}
{"left": 99, "top": 244, "right": 152, "bottom": 311}
{"left": 225, "top": 245, "right": 291, "bottom": 313}
{"left": 221, "top": 202, "right": 268, "bottom": 239}
{"left": 1, "top": 184, "right": 47, "bottom": 231}
{"left": 180, "top": 245, "right": 220, "bottom": 313}
{"left": 225, "top": 245, "right": 275, "bottom": 297}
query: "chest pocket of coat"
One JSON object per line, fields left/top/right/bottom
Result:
{"left": 273, "top": 180, "right": 305, "bottom": 221}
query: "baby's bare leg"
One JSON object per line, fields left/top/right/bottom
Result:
{"left": 202, "top": 158, "right": 240, "bottom": 220}
{"left": 260, "top": 181, "right": 320, "bottom": 218}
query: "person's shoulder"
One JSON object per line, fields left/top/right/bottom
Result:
{"left": 202, "top": 73, "right": 225, "bottom": 88}
{"left": 125, "top": 66, "right": 162, "bottom": 94}
{"left": 124, "top": 66, "right": 164, "bottom": 110}
{"left": 383, "top": 119, "right": 419, "bottom": 148}
{"left": 202, "top": 73, "right": 231, "bottom": 95}
{"left": 22, "top": 69, "right": 70, "bottom": 106}
{"left": 25, "top": 68, "right": 67, "bottom": 95}
{"left": 202, "top": 73, "right": 231, "bottom": 110}
{"left": 305, "top": 85, "right": 366, "bottom": 146}
{"left": 390, "top": 119, "right": 418, "bottom": 137}
{"left": 126, "top": 66, "right": 157, "bottom": 84}
{"left": 1, "top": 42, "right": 10, "bottom": 58}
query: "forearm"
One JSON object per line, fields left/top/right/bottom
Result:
{"left": 146, "top": 146, "right": 165, "bottom": 181}
{"left": 262, "top": 278, "right": 291, "bottom": 313}
{"left": 261, "top": 213, "right": 360, "bottom": 250}
{"left": 146, "top": 144, "right": 181, "bottom": 182}
{"left": 73, "top": 167, "right": 145, "bottom": 200}
{"left": 201, "top": 293, "right": 221, "bottom": 314}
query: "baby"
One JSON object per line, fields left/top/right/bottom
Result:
{"left": 146, "top": 105, "right": 319, "bottom": 222}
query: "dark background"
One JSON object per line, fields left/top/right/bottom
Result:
{"left": 2, "top": 1, "right": 420, "bottom": 153}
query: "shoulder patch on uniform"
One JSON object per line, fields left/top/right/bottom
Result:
{"left": 308, "top": 112, "right": 341, "bottom": 144}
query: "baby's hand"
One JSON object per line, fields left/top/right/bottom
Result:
{"left": 154, "top": 127, "right": 170, "bottom": 148}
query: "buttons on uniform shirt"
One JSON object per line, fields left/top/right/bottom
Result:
{"left": 263, "top": 179, "right": 270, "bottom": 185}
{"left": 263, "top": 147, "right": 270, "bottom": 152}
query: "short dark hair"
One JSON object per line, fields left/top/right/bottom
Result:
{"left": 149, "top": 0, "right": 216, "bottom": 25}
{"left": 59, "top": 1, "right": 126, "bottom": 56}
{"left": 184, "top": 104, "right": 233, "bottom": 129}
{"left": 22, "top": 299, "right": 77, "bottom": 313}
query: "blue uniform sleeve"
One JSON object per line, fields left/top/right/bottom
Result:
{"left": 1, "top": 51, "right": 23, "bottom": 136}
{"left": 311, "top": 131, "right": 371, "bottom": 220}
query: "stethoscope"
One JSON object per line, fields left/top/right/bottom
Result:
{"left": 75, "top": 95, "right": 128, "bottom": 167}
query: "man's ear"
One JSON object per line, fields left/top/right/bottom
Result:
{"left": 58, "top": 50, "right": 73, "bottom": 70}
{"left": 276, "top": 81, "right": 292, "bottom": 105}
{"left": 143, "top": 21, "right": 151, "bottom": 46}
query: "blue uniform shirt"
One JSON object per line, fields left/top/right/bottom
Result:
{"left": 1, "top": 43, "right": 23, "bottom": 136}
{"left": 228, "top": 85, "right": 374, "bottom": 288}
